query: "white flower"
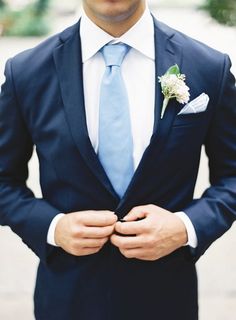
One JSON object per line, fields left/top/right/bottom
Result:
{"left": 158, "top": 65, "right": 190, "bottom": 119}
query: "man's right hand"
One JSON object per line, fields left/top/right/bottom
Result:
{"left": 55, "top": 211, "right": 117, "bottom": 256}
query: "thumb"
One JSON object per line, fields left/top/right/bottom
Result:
{"left": 122, "top": 206, "right": 147, "bottom": 222}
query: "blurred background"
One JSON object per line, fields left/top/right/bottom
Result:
{"left": 0, "top": 0, "right": 236, "bottom": 319}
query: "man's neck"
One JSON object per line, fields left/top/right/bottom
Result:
{"left": 83, "top": 4, "right": 146, "bottom": 38}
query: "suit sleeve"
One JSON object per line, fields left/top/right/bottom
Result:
{"left": 184, "top": 55, "right": 236, "bottom": 260}
{"left": 0, "top": 59, "right": 61, "bottom": 263}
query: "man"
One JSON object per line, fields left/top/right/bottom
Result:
{"left": 0, "top": 0, "right": 236, "bottom": 319}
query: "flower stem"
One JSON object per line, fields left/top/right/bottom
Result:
{"left": 161, "top": 97, "right": 169, "bottom": 119}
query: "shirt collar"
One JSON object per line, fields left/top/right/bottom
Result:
{"left": 80, "top": 6, "right": 155, "bottom": 63}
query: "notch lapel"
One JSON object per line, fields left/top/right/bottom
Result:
{"left": 153, "top": 18, "right": 183, "bottom": 140}
{"left": 53, "top": 22, "right": 119, "bottom": 200}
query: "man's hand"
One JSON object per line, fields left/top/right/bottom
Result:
{"left": 55, "top": 211, "right": 117, "bottom": 256}
{"left": 110, "top": 205, "right": 187, "bottom": 261}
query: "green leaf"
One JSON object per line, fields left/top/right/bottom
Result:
{"left": 166, "top": 64, "right": 180, "bottom": 75}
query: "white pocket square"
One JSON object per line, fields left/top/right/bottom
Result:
{"left": 178, "top": 93, "right": 209, "bottom": 115}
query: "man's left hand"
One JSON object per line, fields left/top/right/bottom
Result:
{"left": 110, "top": 205, "right": 188, "bottom": 261}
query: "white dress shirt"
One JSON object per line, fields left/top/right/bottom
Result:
{"left": 47, "top": 7, "right": 197, "bottom": 248}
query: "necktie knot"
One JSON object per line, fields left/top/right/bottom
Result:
{"left": 101, "top": 43, "right": 130, "bottom": 67}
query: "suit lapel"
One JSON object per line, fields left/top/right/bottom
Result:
{"left": 116, "top": 18, "right": 183, "bottom": 209}
{"left": 153, "top": 18, "right": 183, "bottom": 140}
{"left": 53, "top": 22, "right": 119, "bottom": 200}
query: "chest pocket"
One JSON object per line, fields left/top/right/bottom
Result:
{"left": 172, "top": 110, "right": 208, "bottom": 128}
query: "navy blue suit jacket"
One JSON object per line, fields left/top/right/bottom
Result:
{"left": 0, "top": 18, "right": 236, "bottom": 320}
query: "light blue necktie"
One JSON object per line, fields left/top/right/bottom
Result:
{"left": 98, "top": 43, "right": 134, "bottom": 198}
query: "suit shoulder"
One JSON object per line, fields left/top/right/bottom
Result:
{"left": 10, "top": 22, "right": 79, "bottom": 74}
{"left": 154, "top": 19, "right": 226, "bottom": 65}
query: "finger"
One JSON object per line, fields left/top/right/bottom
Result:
{"left": 123, "top": 206, "right": 149, "bottom": 222}
{"left": 110, "top": 234, "right": 144, "bottom": 249}
{"left": 79, "top": 247, "right": 101, "bottom": 256}
{"left": 82, "top": 225, "right": 115, "bottom": 238}
{"left": 120, "top": 248, "right": 165, "bottom": 261}
{"left": 78, "top": 211, "right": 117, "bottom": 227}
{"left": 74, "top": 237, "right": 108, "bottom": 248}
{"left": 119, "top": 248, "right": 148, "bottom": 259}
{"left": 115, "top": 220, "right": 147, "bottom": 235}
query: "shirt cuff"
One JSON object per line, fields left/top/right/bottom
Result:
{"left": 47, "top": 213, "right": 65, "bottom": 246}
{"left": 174, "top": 211, "right": 198, "bottom": 248}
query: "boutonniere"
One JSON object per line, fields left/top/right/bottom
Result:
{"left": 158, "top": 64, "right": 190, "bottom": 119}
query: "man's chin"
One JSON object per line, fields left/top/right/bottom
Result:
{"left": 88, "top": 1, "right": 142, "bottom": 23}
